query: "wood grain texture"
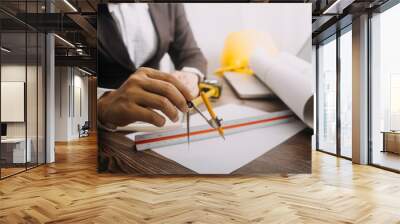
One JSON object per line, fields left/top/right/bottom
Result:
{"left": 1, "top": 135, "right": 400, "bottom": 223}
{"left": 98, "top": 131, "right": 194, "bottom": 174}
{"left": 88, "top": 77, "right": 97, "bottom": 133}
{"left": 98, "top": 77, "right": 311, "bottom": 174}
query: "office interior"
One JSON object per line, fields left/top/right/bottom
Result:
{"left": 0, "top": 0, "right": 97, "bottom": 179}
{"left": 0, "top": 0, "right": 399, "bottom": 222}
{"left": 314, "top": 0, "right": 400, "bottom": 172}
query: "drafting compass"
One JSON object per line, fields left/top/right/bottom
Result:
{"left": 186, "top": 92, "right": 225, "bottom": 145}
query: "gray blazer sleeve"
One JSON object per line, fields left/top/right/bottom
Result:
{"left": 168, "top": 4, "right": 208, "bottom": 76}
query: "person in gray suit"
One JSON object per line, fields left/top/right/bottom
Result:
{"left": 97, "top": 3, "right": 207, "bottom": 130}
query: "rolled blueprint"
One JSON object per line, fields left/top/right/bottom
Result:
{"left": 250, "top": 49, "right": 314, "bottom": 128}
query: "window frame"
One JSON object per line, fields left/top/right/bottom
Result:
{"left": 315, "top": 24, "right": 353, "bottom": 160}
{"left": 367, "top": 0, "right": 400, "bottom": 173}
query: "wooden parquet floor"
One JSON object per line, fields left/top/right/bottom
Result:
{"left": 1, "top": 135, "right": 400, "bottom": 224}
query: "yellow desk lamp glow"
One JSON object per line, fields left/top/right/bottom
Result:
{"left": 214, "top": 30, "right": 278, "bottom": 76}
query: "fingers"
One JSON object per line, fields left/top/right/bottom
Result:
{"left": 107, "top": 67, "right": 199, "bottom": 127}
{"left": 136, "top": 91, "right": 179, "bottom": 122}
{"left": 107, "top": 103, "right": 166, "bottom": 128}
{"left": 171, "top": 71, "right": 200, "bottom": 97}
{"left": 141, "top": 79, "right": 189, "bottom": 113}
{"left": 140, "top": 67, "right": 194, "bottom": 101}
{"left": 136, "top": 68, "right": 190, "bottom": 113}
{"left": 101, "top": 67, "right": 200, "bottom": 128}
{"left": 130, "top": 105, "right": 166, "bottom": 127}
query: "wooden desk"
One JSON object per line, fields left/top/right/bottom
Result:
{"left": 98, "top": 78, "right": 312, "bottom": 174}
{"left": 382, "top": 131, "right": 400, "bottom": 154}
{"left": 1, "top": 137, "right": 32, "bottom": 167}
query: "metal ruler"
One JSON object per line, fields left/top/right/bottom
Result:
{"left": 135, "top": 110, "right": 295, "bottom": 151}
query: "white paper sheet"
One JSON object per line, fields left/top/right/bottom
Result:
{"left": 250, "top": 49, "right": 314, "bottom": 128}
{"left": 126, "top": 104, "right": 306, "bottom": 174}
{"left": 116, "top": 110, "right": 184, "bottom": 132}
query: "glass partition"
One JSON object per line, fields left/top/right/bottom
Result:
{"left": 0, "top": 1, "right": 46, "bottom": 179}
{"left": 370, "top": 3, "right": 400, "bottom": 171}
{"left": 37, "top": 32, "right": 45, "bottom": 165}
{"left": 27, "top": 30, "right": 38, "bottom": 169}
{"left": 1, "top": 31, "right": 28, "bottom": 177}
{"left": 317, "top": 36, "right": 337, "bottom": 154}
{"left": 339, "top": 28, "right": 352, "bottom": 158}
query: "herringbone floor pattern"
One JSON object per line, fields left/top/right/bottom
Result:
{"left": 1, "top": 135, "right": 400, "bottom": 224}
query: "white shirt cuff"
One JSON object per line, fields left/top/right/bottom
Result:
{"left": 97, "top": 120, "right": 117, "bottom": 132}
{"left": 97, "top": 87, "right": 115, "bottom": 100}
{"left": 182, "top": 67, "right": 205, "bottom": 82}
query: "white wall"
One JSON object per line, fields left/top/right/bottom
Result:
{"left": 1, "top": 65, "right": 40, "bottom": 138}
{"left": 1, "top": 63, "right": 46, "bottom": 164}
{"left": 55, "top": 66, "right": 69, "bottom": 141}
{"left": 1, "top": 65, "right": 25, "bottom": 128}
{"left": 72, "top": 73, "right": 89, "bottom": 138}
{"left": 54, "top": 67, "right": 89, "bottom": 141}
{"left": 183, "top": 3, "right": 311, "bottom": 75}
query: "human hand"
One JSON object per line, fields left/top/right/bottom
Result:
{"left": 170, "top": 71, "right": 199, "bottom": 97}
{"left": 98, "top": 67, "right": 194, "bottom": 128}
